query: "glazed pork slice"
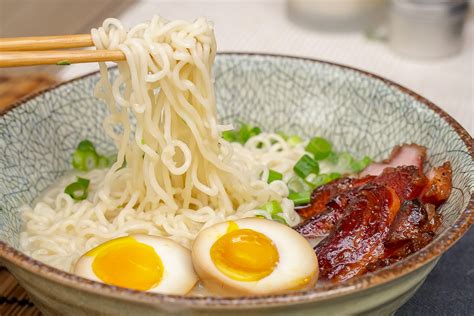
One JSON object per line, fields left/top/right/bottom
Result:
{"left": 366, "top": 200, "right": 441, "bottom": 271}
{"left": 360, "top": 144, "right": 427, "bottom": 177}
{"left": 297, "top": 143, "right": 427, "bottom": 220}
{"left": 421, "top": 162, "right": 452, "bottom": 206}
{"left": 294, "top": 166, "right": 427, "bottom": 239}
{"left": 294, "top": 190, "right": 353, "bottom": 239}
{"left": 372, "top": 163, "right": 453, "bottom": 268}
{"left": 295, "top": 176, "right": 374, "bottom": 219}
{"left": 372, "top": 165, "right": 427, "bottom": 201}
{"left": 307, "top": 163, "right": 450, "bottom": 282}
{"left": 315, "top": 184, "right": 401, "bottom": 282}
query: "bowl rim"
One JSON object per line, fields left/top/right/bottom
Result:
{"left": 0, "top": 52, "right": 472, "bottom": 308}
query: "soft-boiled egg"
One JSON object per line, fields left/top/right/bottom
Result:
{"left": 192, "top": 218, "right": 318, "bottom": 295}
{"left": 74, "top": 234, "right": 198, "bottom": 294}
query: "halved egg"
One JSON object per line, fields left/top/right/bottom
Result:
{"left": 192, "top": 218, "right": 318, "bottom": 296}
{"left": 74, "top": 234, "right": 198, "bottom": 294}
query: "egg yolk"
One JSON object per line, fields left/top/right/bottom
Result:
{"left": 210, "top": 228, "right": 279, "bottom": 282}
{"left": 87, "top": 236, "right": 163, "bottom": 291}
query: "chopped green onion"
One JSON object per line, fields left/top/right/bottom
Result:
{"left": 272, "top": 214, "right": 288, "bottom": 225}
{"left": 72, "top": 139, "right": 112, "bottom": 171}
{"left": 64, "top": 177, "right": 90, "bottom": 201}
{"left": 97, "top": 156, "right": 110, "bottom": 168}
{"left": 261, "top": 200, "right": 283, "bottom": 216}
{"left": 77, "top": 140, "right": 96, "bottom": 152}
{"left": 293, "top": 154, "right": 319, "bottom": 179}
{"left": 287, "top": 175, "right": 312, "bottom": 193}
{"left": 221, "top": 123, "right": 261, "bottom": 144}
{"left": 239, "top": 125, "right": 261, "bottom": 143}
{"left": 306, "top": 172, "right": 342, "bottom": 188}
{"left": 305, "top": 137, "right": 332, "bottom": 160}
{"left": 72, "top": 150, "right": 98, "bottom": 171}
{"left": 338, "top": 152, "right": 354, "bottom": 167}
{"left": 350, "top": 156, "right": 373, "bottom": 172}
{"left": 327, "top": 152, "right": 372, "bottom": 174}
{"left": 222, "top": 130, "right": 236, "bottom": 142}
{"left": 287, "top": 135, "right": 302, "bottom": 147}
{"left": 328, "top": 172, "right": 342, "bottom": 180}
{"left": 260, "top": 201, "right": 288, "bottom": 225}
{"left": 325, "top": 151, "right": 340, "bottom": 164}
{"left": 288, "top": 191, "right": 311, "bottom": 206}
{"left": 305, "top": 173, "right": 326, "bottom": 188}
{"left": 238, "top": 127, "right": 251, "bottom": 143}
{"left": 77, "top": 177, "right": 89, "bottom": 186}
{"left": 325, "top": 151, "right": 355, "bottom": 174}
{"left": 57, "top": 60, "right": 71, "bottom": 66}
{"left": 267, "top": 169, "right": 283, "bottom": 183}
{"left": 250, "top": 126, "right": 261, "bottom": 136}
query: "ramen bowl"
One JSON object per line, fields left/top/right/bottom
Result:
{"left": 0, "top": 53, "right": 472, "bottom": 315}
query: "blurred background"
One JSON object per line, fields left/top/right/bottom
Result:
{"left": 0, "top": 0, "right": 472, "bottom": 135}
{"left": 0, "top": 1, "right": 473, "bottom": 315}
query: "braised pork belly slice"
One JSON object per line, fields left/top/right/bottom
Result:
{"left": 315, "top": 184, "right": 400, "bottom": 282}
{"left": 295, "top": 176, "right": 374, "bottom": 220}
{"left": 366, "top": 200, "right": 441, "bottom": 271}
{"left": 295, "top": 166, "right": 427, "bottom": 239}
{"left": 360, "top": 144, "right": 426, "bottom": 177}
{"left": 421, "top": 162, "right": 452, "bottom": 206}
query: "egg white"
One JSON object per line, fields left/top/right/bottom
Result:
{"left": 74, "top": 234, "right": 198, "bottom": 294}
{"left": 192, "top": 218, "right": 318, "bottom": 296}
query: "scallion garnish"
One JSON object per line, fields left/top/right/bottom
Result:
{"left": 350, "top": 156, "right": 372, "bottom": 172}
{"left": 222, "top": 130, "right": 237, "bottom": 142}
{"left": 287, "top": 135, "right": 302, "bottom": 147}
{"left": 250, "top": 126, "right": 262, "bottom": 137}
{"left": 97, "top": 156, "right": 110, "bottom": 168}
{"left": 325, "top": 151, "right": 339, "bottom": 164}
{"left": 306, "top": 172, "right": 341, "bottom": 188}
{"left": 260, "top": 200, "right": 288, "bottom": 224}
{"left": 288, "top": 191, "right": 311, "bottom": 206}
{"left": 72, "top": 150, "right": 99, "bottom": 171}
{"left": 77, "top": 140, "right": 95, "bottom": 152}
{"left": 293, "top": 154, "right": 319, "bottom": 179}
{"left": 64, "top": 177, "right": 90, "bottom": 201}
{"left": 328, "top": 172, "right": 341, "bottom": 181}
{"left": 305, "top": 137, "right": 332, "bottom": 160}
{"left": 267, "top": 169, "right": 283, "bottom": 183}
{"left": 287, "top": 175, "right": 312, "bottom": 193}
{"left": 262, "top": 200, "right": 283, "bottom": 216}
{"left": 272, "top": 214, "right": 287, "bottom": 225}
{"left": 72, "top": 139, "right": 111, "bottom": 171}
{"left": 326, "top": 152, "right": 373, "bottom": 174}
{"left": 337, "top": 152, "right": 354, "bottom": 170}
{"left": 221, "top": 123, "right": 261, "bottom": 144}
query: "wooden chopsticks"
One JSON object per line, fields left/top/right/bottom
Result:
{"left": 0, "top": 34, "right": 125, "bottom": 67}
{"left": 0, "top": 34, "right": 94, "bottom": 51}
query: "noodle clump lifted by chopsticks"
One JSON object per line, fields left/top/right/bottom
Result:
{"left": 20, "top": 16, "right": 301, "bottom": 271}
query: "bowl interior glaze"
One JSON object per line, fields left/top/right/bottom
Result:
{"left": 0, "top": 53, "right": 472, "bottom": 306}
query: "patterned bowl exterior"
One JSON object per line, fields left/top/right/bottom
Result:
{"left": 0, "top": 53, "right": 472, "bottom": 315}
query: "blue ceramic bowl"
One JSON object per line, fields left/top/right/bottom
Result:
{"left": 0, "top": 53, "right": 472, "bottom": 315}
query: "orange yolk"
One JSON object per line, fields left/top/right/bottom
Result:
{"left": 87, "top": 236, "right": 163, "bottom": 291}
{"left": 210, "top": 228, "right": 279, "bottom": 282}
